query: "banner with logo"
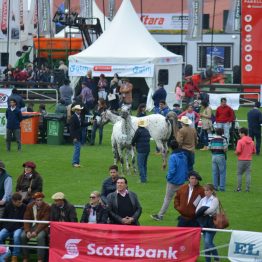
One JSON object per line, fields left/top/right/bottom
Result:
{"left": 0, "top": 89, "right": 11, "bottom": 108}
{"left": 242, "top": 1, "right": 262, "bottom": 84}
{"left": 206, "top": 47, "right": 225, "bottom": 73}
{"left": 186, "top": 0, "right": 203, "bottom": 41}
{"left": 49, "top": 222, "right": 201, "bottom": 262}
{"left": 228, "top": 230, "right": 262, "bottom": 261}
{"left": 209, "top": 93, "right": 240, "bottom": 110}
{"left": 69, "top": 63, "right": 154, "bottom": 77}
{"left": 0, "top": 113, "right": 7, "bottom": 135}
{"left": 225, "top": 0, "right": 241, "bottom": 33}
{"left": 141, "top": 13, "right": 189, "bottom": 31}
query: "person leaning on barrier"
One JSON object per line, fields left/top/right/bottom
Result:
{"left": 0, "top": 193, "right": 26, "bottom": 262}
{"left": 21, "top": 192, "right": 50, "bottom": 262}
{"left": 80, "top": 191, "right": 108, "bottom": 224}
{"left": 50, "top": 192, "right": 77, "bottom": 222}
{"left": 107, "top": 177, "right": 142, "bottom": 225}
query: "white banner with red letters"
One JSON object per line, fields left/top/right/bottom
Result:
{"left": 49, "top": 222, "right": 201, "bottom": 262}
{"left": 228, "top": 230, "right": 262, "bottom": 262}
{"left": 69, "top": 63, "right": 154, "bottom": 77}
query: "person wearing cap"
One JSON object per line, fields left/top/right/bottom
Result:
{"left": 16, "top": 162, "right": 43, "bottom": 204}
{"left": 50, "top": 192, "right": 77, "bottom": 222}
{"left": 174, "top": 171, "right": 205, "bottom": 227}
{"left": 151, "top": 140, "right": 188, "bottom": 221}
{"left": 132, "top": 119, "right": 151, "bottom": 183}
{"left": 80, "top": 191, "right": 108, "bottom": 224}
{"left": 69, "top": 105, "right": 84, "bottom": 167}
{"left": 21, "top": 192, "right": 50, "bottom": 262}
{"left": 247, "top": 101, "right": 262, "bottom": 155}
{"left": 0, "top": 193, "right": 26, "bottom": 262}
{"left": 177, "top": 116, "right": 198, "bottom": 172}
{"left": 0, "top": 161, "right": 12, "bottom": 218}
{"left": 6, "top": 99, "right": 23, "bottom": 152}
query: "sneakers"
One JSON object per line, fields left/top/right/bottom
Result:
{"left": 234, "top": 188, "right": 241, "bottom": 192}
{"left": 150, "top": 214, "right": 163, "bottom": 221}
{"left": 73, "top": 164, "right": 81, "bottom": 168}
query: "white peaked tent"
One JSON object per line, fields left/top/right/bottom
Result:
{"left": 68, "top": 0, "right": 183, "bottom": 110}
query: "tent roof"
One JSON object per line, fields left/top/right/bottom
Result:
{"left": 69, "top": 0, "right": 182, "bottom": 65}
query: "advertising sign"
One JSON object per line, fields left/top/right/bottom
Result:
{"left": 209, "top": 93, "right": 240, "bottom": 110}
{"left": 0, "top": 113, "right": 7, "bottom": 135}
{"left": 228, "top": 230, "right": 262, "bottom": 261}
{"left": 242, "top": 1, "right": 262, "bottom": 84}
{"left": 49, "top": 222, "right": 201, "bottom": 262}
{"left": 141, "top": 13, "right": 189, "bottom": 31}
{"left": 0, "top": 89, "right": 11, "bottom": 108}
{"left": 207, "top": 47, "right": 225, "bottom": 73}
{"left": 69, "top": 63, "right": 154, "bottom": 77}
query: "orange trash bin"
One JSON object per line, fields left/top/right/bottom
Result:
{"left": 21, "top": 112, "right": 41, "bottom": 144}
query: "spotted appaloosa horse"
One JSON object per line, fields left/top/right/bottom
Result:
{"left": 101, "top": 109, "right": 179, "bottom": 169}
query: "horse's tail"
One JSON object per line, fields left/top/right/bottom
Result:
{"left": 166, "top": 112, "right": 179, "bottom": 141}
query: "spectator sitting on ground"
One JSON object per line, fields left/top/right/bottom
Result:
{"left": 101, "top": 165, "right": 120, "bottom": 205}
{"left": 16, "top": 161, "right": 43, "bottom": 204}
{"left": 59, "top": 79, "right": 73, "bottom": 106}
{"left": 0, "top": 192, "right": 26, "bottom": 262}
{"left": 50, "top": 192, "right": 77, "bottom": 222}
{"left": 26, "top": 64, "right": 35, "bottom": 82}
{"left": 80, "top": 191, "right": 108, "bottom": 224}
{"left": 3, "top": 64, "right": 14, "bottom": 79}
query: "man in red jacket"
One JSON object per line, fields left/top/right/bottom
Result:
{"left": 215, "top": 97, "right": 234, "bottom": 143}
{"left": 235, "top": 127, "right": 256, "bottom": 192}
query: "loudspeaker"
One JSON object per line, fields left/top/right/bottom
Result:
{"left": 184, "top": 64, "right": 193, "bottom": 77}
{"left": 233, "top": 65, "right": 241, "bottom": 84}
{"left": 158, "top": 69, "right": 169, "bottom": 85}
{"left": 203, "top": 14, "right": 210, "bottom": 30}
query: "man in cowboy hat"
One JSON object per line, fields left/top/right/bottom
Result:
{"left": 177, "top": 116, "right": 198, "bottom": 172}
{"left": 50, "top": 192, "right": 77, "bottom": 222}
{"left": 131, "top": 119, "right": 151, "bottom": 183}
{"left": 0, "top": 161, "right": 12, "bottom": 218}
{"left": 70, "top": 105, "right": 84, "bottom": 167}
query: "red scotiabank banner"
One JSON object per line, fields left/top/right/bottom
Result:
{"left": 242, "top": 1, "right": 262, "bottom": 84}
{"left": 49, "top": 222, "right": 201, "bottom": 262}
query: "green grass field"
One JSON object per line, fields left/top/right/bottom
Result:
{"left": 1, "top": 106, "right": 261, "bottom": 261}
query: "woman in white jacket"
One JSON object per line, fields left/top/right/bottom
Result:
{"left": 196, "top": 184, "right": 219, "bottom": 262}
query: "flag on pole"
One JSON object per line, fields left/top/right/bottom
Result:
{"left": 186, "top": 0, "right": 203, "bottom": 41}
{"left": 225, "top": 0, "right": 241, "bottom": 33}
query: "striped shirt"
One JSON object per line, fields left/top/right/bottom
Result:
{"left": 209, "top": 135, "right": 227, "bottom": 155}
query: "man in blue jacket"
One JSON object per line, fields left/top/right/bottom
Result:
{"left": 247, "top": 101, "right": 262, "bottom": 155}
{"left": 6, "top": 99, "right": 23, "bottom": 152}
{"left": 151, "top": 140, "right": 188, "bottom": 221}
{"left": 152, "top": 83, "right": 167, "bottom": 113}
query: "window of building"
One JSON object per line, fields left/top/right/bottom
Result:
{"left": 0, "top": 53, "right": 8, "bottom": 67}
{"left": 161, "top": 44, "right": 186, "bottom": 62}
{"left": 198, "top": 44, "right": 232, "bottom": 71}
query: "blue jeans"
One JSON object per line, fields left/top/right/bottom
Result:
{"left": 81, "top": 127, "right": 87, "bottom": 145}
{"left": 91, "top": 122, "right": 103, "bottom": 145}
{"left": 216, "top": 122, "right": 231, "bottom": 144}
{"left": 212, "top": 154, "right": 226, "bottom": 191}
{"left": 0, "top": 228, "right": 22, "bottom": 256}
{"left": 200, "top": 129, "right": 209, "bottom": 146}
{"left": 72, "top": 140, "right": 81, "bottom": 165}
{"left": 137, "top": 152, "right": 149, "bottom": 183}
{"left": 203, "top": 231, "right": 219, "bottom": 262}
{"left": 183, "top": 150, "right": 195, "bottom": 172}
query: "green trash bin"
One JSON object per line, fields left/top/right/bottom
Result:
{"left": 45, "top": 114, "right": 65, "bottom": 145}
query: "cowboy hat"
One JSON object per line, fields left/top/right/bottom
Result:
{"left": 137, "top": 119, "right": 148, "bottom": 127}
{"left": 72, "top": 105, "right": 83, "bottom": 111}
{"left": 52, "top": 192, "right": 65, "bottom": 200}
{"left": 178, "top": 116, "right": 192, "bottom": 126}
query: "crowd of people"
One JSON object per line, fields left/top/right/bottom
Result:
{"left": 2, "top": 69, "right": 262, "bottom": 262}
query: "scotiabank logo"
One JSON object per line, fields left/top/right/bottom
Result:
{"left": 93, "top": 66, "right": 112, "bottom": 72}
{"left": 62, "top": 239, "right": 81, "bottom": 259}
{"left": 87, "top": 243, "right": 178, "bottom": 260}
{"left": 0, "top": 93, "right": 8, "bottom": 103}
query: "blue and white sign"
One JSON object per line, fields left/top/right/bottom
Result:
{"left": 0, "top": 89, "right": 12, "bottom": 109}
{"left": 69, "top": 63, "right": 154, "bottom": 77}
{"left": 228, "top": 231, "right": 262, "bottom": 261}
{"left": 207, "top": 47, "right": 225, "bottom": 73}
